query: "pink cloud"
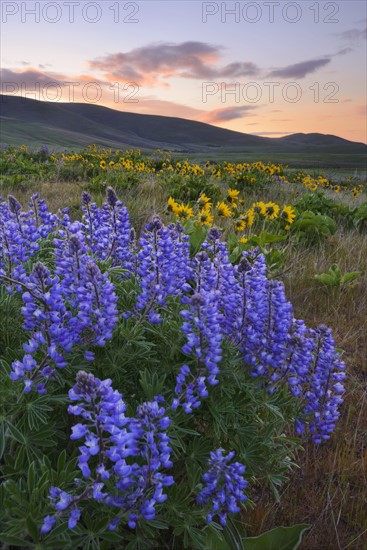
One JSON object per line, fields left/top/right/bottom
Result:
{"left": 200, "top": 105, "right": 258, "bottom": 124}
{"left": 88, "top": 42, "right": 259, "bottom": 87}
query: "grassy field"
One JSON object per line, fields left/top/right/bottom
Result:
{"left": 1, "top": 147, "right": 366, "bottom": 549}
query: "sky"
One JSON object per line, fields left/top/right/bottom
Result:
{"left": 1, "top": 0, "right": 366, "bottom": 142}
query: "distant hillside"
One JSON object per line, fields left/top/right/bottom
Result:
{"left": 1, "top": 95, "right": 366, "bottom": 168}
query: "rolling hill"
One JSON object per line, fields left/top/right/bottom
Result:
{"left": 1, "top": 95, "right": 366, "bottom": 168}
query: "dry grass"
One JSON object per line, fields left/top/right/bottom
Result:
{"left": 246, "top": 230, "right": 367, "bottom": 549}
{"left": 4, "top": 177, "right": 367, "bottom": 549}
{"left": 6, "top": 177, "right": 168, "bottom": 233}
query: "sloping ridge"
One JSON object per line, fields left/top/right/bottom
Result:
{"left": 0, "top": 95, "right": 269, "bottom": 150}
{"left": 1, "top": 95, "right": 366, "bottom": 153}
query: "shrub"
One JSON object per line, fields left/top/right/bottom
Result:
{"left": 0, "top": 190, "right": 345, "bottom": 549}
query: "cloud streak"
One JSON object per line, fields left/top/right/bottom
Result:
{"left": 200, "top": 105, "right": 258, "bottom": 124}
{"left": 336, "top": 26, "right": 367, "bottom": 46}
{"left": 267, "top": 58, "right": 331, "bottom": 79}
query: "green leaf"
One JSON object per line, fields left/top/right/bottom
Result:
{"left": 26, "top": 514, "right": 39, "bottom": 541}
{"left": 341, "top": 271, "right": 362, "bottom": 284}
{"left": 57, "top": 449, "right": 67, "bottom": 473}
{"left": 7, "top": 421, "right": 27, "bottom": 444}
{"left": 45, "top": 520, "right": 69, "bottom": 539}
{"left": 202, "top": 527, "right": 231, "bottom": 550}
{"left": 314, "top": 274, "right": 337, "bottom": 285}
{"left": 257, "top": 230, "right": 287, "bottom": 245}
{"left": 242, "top": 524, "right": 311, "bottom": 550}
{"left": 229, "top": 246, "right": 242, "bottom": 264}
{"left": 0, "top": 422, "right": 5, "bottom": 460}
{"left": 99, "top": 532, "right": 125, "bottom": 542}
{"left": 0, "top": 534, "right": 35, "bottom": 547}
{"left": 27, "top": 461, "right": 36, "bottom": 493}
{"left": 189, "top": 225, "right": 208, "bottom": 255}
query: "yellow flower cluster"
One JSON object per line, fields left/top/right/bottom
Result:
{"left": 168, "top": 194, "right": 297, "bottom": 237}
{"left": 300, "top": 174, "right": 365, "bottom": 197}
{"left": 158, "top": 160, "right": 205, "bottom": 179}
{"left": 59, "top": 145, "right": 153, "bottom": 174}
{"left": 210, "top": 160, "right": 284, "bottom": 185}
{"left": 1, "top": 145, "right": 365, "bottom": 199}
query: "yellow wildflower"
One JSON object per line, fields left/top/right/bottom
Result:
{"left": 227, "top": 188, "right": 240, "bottom": 205}
{"left": 216, "top": 201, "right": 232, "bottom": 218}
{"left": 100, "top": 160, "right": 106, "bottom": 170}
{"left": 197, "top": 193, "right": 212, "bottom": 209}
{"left": 234, "top": 219, "right": 246, "bottom": 232}
{"left": 239, "top": 237, "right": 248, "bottom": 244}
{"left": 176, "top": 204, "right": 193, "bottom": 221}
{"left": 252, "top": 201, "right": 266, "bottom": 216}
{"left": 167, "top": 197, "right": 180, "bottom": 215}
{"left": 242, "top": 209, "right": 255, "bottom": 228}
{"left": 280, "top": 205, "right": 296, "bottom": 225}
{"left": 264, "top": 202, "right": 280, "bottom": 219}
{"left": 197, "top": 209, "right": 214, "bottom": 226}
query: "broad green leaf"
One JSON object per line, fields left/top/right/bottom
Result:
{"left": 189, "top": 225, "right": 208, "bottom": 255}
{"left": 314, "top": 274, "right": 337, "bottom": 285}
{"left": 341, "top": 271, "right": 362, "bottom": 284}
{"left": 202, "top": 527, "right": 230, "bottom": 550}
{"left": 257, "top": 230, "right": 287, "bottom": 245}
{"left": 242, "top": 523, "right": 311, "bottom": 550}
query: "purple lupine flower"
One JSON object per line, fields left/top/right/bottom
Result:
{"left": 76, "top": 261, "right": 119, "bottom": 346}
{"left": 54, "top": 222, "right": 89, "bottom": 306}
{"left": 282, "top": 320, "right": 315, "bottom": 398}
{"left": 174, "top": 289, "right": 223, "bottom": 412}
{"left": 258, "top": 279, "right": 294, "bottom": 383}
{"left": 68, "top": 508, "right": 81, "bottom": 529}
{"left": 27, "top": 194, "right": 58, "bottom": 237}
{"left": 8, "top": 246, "right": 118, "bottom": 393}
{"left": 43, "top": 371, "right": 174, "bottom": 535}
{"left": 232, "top": 252, "right": 271, "bottom": 374}
{"left": 197, "top": 449, "right": 248, "bottom": 526}
{"left": 82, "top": 188, "right": 134, "bottom": 273}
{"left": 10, "top": 262, "right": 70, "bottom": 390}
{"left": 202, "top": 228, "right": 241, "bottom": 336}
{"left": 54, "top": 223, "right": 119, "bottom": 347}
{"left": 40, "top": 515, "right": 56, "bottom": 534}
{"left": 135, "top": 215, "right": 189, "bottom": 322}
{"left": 301, "top": 325, "right": 346, "bottom": 443}
{"left": 0, "top": 195, "right": 43, "bottom": 284}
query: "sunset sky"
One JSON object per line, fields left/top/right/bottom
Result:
{"left": 1, "top": 0, "right": 366, "bottom": 142}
